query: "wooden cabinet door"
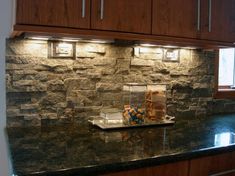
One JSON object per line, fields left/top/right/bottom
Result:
{"left": 200, "top": 0, "right": 235, "bottom": 42}
{"left": 102, "top": 161, "right": 189, "bottom": 176}
{"left": 16, "top": 0, "right": 91, "bottom": 29}
{"left": 91, "top": 0, "right": 152, "bottom": 34}
{"left": 189, "top": 152, "right": 235, "bottom": 176}
{"left": 152, "top": 0, "right": 199, "bottom": 39}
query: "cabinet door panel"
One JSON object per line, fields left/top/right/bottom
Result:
{"left": 91, "top": 0, "right": 151, "bottom": 34}
{"left": 152, "top": 0, "right": 199, "bottom": 38}
{"left": 16, "top": 0, "right": 90, "bottom": 29}
{"left": 189, "top": 152, "right": 235, "bottom": 176}
{"left": 200, "top": 0, "right": 235, "bottom": 42}
{"left": 151, "top": 161, "right": 189, "bottom": 176}
{"left": 102, "top": 161, "right": 189, "bottom": 176}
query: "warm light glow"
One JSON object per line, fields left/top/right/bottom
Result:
{"left": 138, "top": 43, "right": 185, "bottom": 49}
{"left": 138, "top": 47, "right": 163, "bottom": 54}
{"left": 27, "top": 39, "right": 47, "bottom": 44}
{"left": 164, "top": 45, "right": 178, "bottom": 48}
{"left": 60, "top": 38, "right": 80, "bottom": 42}
{"left": 30, "top": 37, "right": 49, "bottom": 41}
{"left": 89, "top": 39, "right": 113, "bottom": 44}
{"left": 139, "top": 43, "right": 158, "bottom": 47}
{"left": 182, "top": 47, "right": 197, "bottom": 50}
{"left": 26, "top": 34, "right": 114, "bottom": 44}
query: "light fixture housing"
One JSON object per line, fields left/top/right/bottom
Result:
{"left": 24, "top": 33, "right": 114, "bottom": 44}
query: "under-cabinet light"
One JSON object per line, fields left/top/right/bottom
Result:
{"left": 88, "top": 39, "right": 114, "bottom": 44}
{"left": 164, "top": 45, "right": 179, "bottom": 49}
{"left": 138, "top": 43, "right": 181, "bottom": 49}
{"left": 60, "top": 38, "right": 80, "bottom": 42}
{"left": 181, "top": 46, "right": 197, "bottom": 50}
{"left": 139, "top": 43, "right": 158, "bottom": 47}
{"left": 30, "top": 37, "right": 50, "bottom": 41}
{"left": 25, "top": 33, "right": 181, "bottom": 45}
{"left": 25, "top": 34, "right": 113, "bottom": 44}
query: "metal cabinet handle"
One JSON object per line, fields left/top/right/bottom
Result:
{"left": 100, "top": 0, "right": 104, "bottom": 20}
{"left": 208, "top": 0, "right": 212, "bottom": 32}
{"left": 197, "top": 0, "right": 201, "bottom": 31}
{"left": 13, "top": 0, "right": 16, "bottom": 26}
{"left": 82, "top": 0, "right": 86, "bottom": 18}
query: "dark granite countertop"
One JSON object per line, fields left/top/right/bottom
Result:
{"left": 7, "top": 114, "right": 235, "bottom": 176}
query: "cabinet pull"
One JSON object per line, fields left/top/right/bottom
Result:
{"left": 12, "top": 0, "right": 16, "bottom": 26}
{"left": 197, "top": 0, "right": 201, "bottom": 31}
{"left": 100, "top": 0, "right": 104, "bottom": 20}
{"left": 209, "top": 168, "right": 235, "bottom": 176}
{"left": 208, "top": 0, "right": 212, "bottom": 32}
{"left": 82, "top": 0, "right": 86, "bottom": 18}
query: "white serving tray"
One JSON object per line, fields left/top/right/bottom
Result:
{"left": 88, "top": 116, "right": 175, "bottom": 130}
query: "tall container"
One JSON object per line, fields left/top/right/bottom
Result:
{"left": 145, "top": 84, "right": 167, "bottom": 122}
{"left": 122, "top": 83, "right": 146, "bottom": 125}
{"left": 122, "top": 83, "right": 167, "bottom": 125}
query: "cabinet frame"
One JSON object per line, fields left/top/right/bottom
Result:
{"left": 12, "top": 0, "right": 235, "bottom": 48}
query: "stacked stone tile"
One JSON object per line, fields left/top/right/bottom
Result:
{"left": 5, "top": 39, "right": 235, "bottom": 127}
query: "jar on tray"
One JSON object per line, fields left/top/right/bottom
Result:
{"left": 122, "top": 83, "right": 146, "bottom": 125}
{"left": 122, "top": 83, "right": 167, "bottom": 125}
{"left": 145, "top": 84, "right": 167, "bottom": 122}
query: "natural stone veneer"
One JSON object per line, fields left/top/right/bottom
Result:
{"left": 5, "top": 39, "right": 235, "bottom": 127}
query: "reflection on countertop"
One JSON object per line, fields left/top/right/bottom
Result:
{"left": 7, "top": 114, "right": 235, "bottom": 176}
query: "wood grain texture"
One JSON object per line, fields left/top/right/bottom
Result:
{"left": 189, "top": 152, "right": 235, "bottom": 176}
{"left": 200, "top": 0, "right": 235, "bottom": 42}
{"left": 152, "top": 0, "right": 199, "bottom": 39}
{"left": 12, "top": 24, "right": 235, "bottom": 48}
{"left": 214, "top": 91, "right": 235, "bottom": 99}
{"left": 91, "top": 0, "right": 152, "bottom": 34}
{"left": 16, "top": 0, "right": 91, "bottom": 29}
{"left": 15, "top": 0, "right": 235, "bottom": 44}
{"left": 102, "top": 161, "right": 189, "bottom": 176}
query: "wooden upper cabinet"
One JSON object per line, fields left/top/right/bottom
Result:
{"left": 14, "top": 0, "right": 235, "bottom": 46}
{"left": 16, "top": 0, "right": 91, "bottom": 29}
{"left": 200, "top": 0, "right": 235, "bottom": 42}
{"left": 91, "top": 0, "right": 152, "bottom": 34}
{"left": 152, "top": 0, "right": 199, "bottom": 39}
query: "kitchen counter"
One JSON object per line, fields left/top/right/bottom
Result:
{"left": 7, "top": 114, "right": 235, "bottom": 176}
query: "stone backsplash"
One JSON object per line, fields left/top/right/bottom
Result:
{"left": 6, "top": 39, "right": 235, "bottom": 127}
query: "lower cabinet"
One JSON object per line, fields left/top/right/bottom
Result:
{"left": 102, "top": 161, "right": 189, "bottom": 176}
{"left": 189, "top": 152, "right": 235, "bottom": 176}
{"left": 102, "top": 151, "right": 235, "bottom": 176}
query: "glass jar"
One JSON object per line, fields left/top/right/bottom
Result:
{"left": 122, "top": 83, "right": 167, "bottom": 125}
{"left": 145, "top": 84, "right": 167, "bottom": 122}
{"left": 122, "top": 83, "right": 146, "bottom": 125}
